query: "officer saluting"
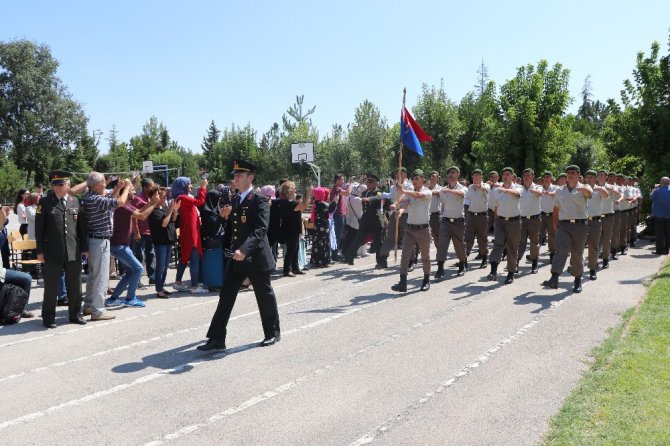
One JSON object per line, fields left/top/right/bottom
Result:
{"left": 35, "top": 170, "right": 88, "bottom": 328}
{"left": 198, "top": 160, "right": 281, "bottom": 351}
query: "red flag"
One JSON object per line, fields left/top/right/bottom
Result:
{"left": 403, "top": 107, "right": 433, "bottom": 142}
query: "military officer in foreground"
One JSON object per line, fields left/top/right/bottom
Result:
{"left": 343, "top": 173, "right": 386, "bottom": 267}
{"left": 35, "top": 170, "right": 88, "bottom": 328}
{"left": 542, "top": 165, "right": 593, "bottom": 293}
{"left": 198, "top": 160, "right": 280, "bottom": 351}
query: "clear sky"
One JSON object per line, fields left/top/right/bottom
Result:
{"left": 2, "top": 0, "right": 669, "bottom": 154}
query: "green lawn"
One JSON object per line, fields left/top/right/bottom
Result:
{"left": 541, "top": 258, "right": 670, "bottom": 446}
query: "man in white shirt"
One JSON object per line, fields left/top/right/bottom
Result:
{"left": 378, "top": 167, "right": 412, "bottom": 269}
{"left": 464, "top": 169, "right": 490, "bottom": 269}
{"left": 391, "top": 169, "right": 432, "bottom": 292}
{"left": 585, "top": 170, "right": 609, "bottom": 280}
{"left": 517, "top": 168, "right": 544, "bottom": 274}
{"left": 435, "top": 166, "right": 468, "bottom": 278}
{"left": 428, "top": 171, "right": 442, "bottom": 250}
{"left": 539, "top": 171, "right": 558, "bottom": 263}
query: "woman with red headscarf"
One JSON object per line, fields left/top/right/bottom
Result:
{"left": 309, "top": 187, "right": 337, "bottom": 267}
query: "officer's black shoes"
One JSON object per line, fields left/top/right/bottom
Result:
{"left": 435, "top": 261, "right": 445, "bottom": 279}
{"left": 57, "top": 297, "right": 69, "bottom": 306}
{"left": 573, "top": 277, "right": 583, "bottom": 293}
{"left": 504, "top": 272, "right": 514, "bottom": 285}
{"left": 420, "top": 275, "right": 430, "bottom": 291}
{"left": 294, "top": 270, "right": 306, "bottom": 275}
{"left": 531, "top": 259, "right": 538, "bottom": 274}
{"left": 542, "top": 273, "right": 559, "bottom": 289}
{"left": 487, "top": 262, "right": 499, "bottom": 281}
{"left": 197, "top": 339, "right": 227, "bottom": 351}
{"left": 620, "top": 247, "right": 626, "bottom": 255}
{"left": 479, "top": 255, "right": 488, "bottom": 269}
{"left": 260, "top": 335, "right": 281, "bottom": 347}
{"left": 343, "top": 258, "right": 354, "bottom": 265}
{"left": 611, "top": 249, "right": 618, "bottom": 260}
{"left": 457, "top": 261, "right": 466, "bottom": 277}
{"left": 589, "top": 270, "right": 597, "bottom": 280}
{"left": 69, "top": 315, "right": 87, "bottom": 325}
{"left": 392, "top": 274, "right": 408, "bottom": 292}
{"left": 43, "top": 322, "right": 57, "bottom": 329}
{"left": 376, "top": 258, "right": 388, "bottom": 269}
{"left": 602, "top": 258, "right": 610, "bottom": 269}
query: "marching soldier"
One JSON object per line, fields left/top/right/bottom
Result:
{"left": 435, "top": 166, "right": 467, "bottom": 278}
{"left": 487, "top": 170, "right": 500, "bottom": 233}
{"left": 391, "top": 169, "right": 432, "bottom": 292}
{"left": 428, "top": 171, "right": 442, "bottom": 250}
{"left": 585, "top": 170, "right": 609, "bottom": 280}
{"left": 343, "top": 173, "right": 386, "bottom": 267}
{"left": 465, "top": 169, "right": 490, "bottom": 269}
{"left": 627, "top": 177, "right": 641, "bottom": 247}
{"left": 35, "top": 170, "right": 88, "bottom": 328}
{"left": 616, "top": 174, "right": 631, "bottom": 255}
{"left": 378, "top": 168, "right": 412, "bottom": 269}
{"left": 517, "top": 168, "right": 543, "bottom": 274}
{"left": 540, "top": 171, "right": 558, "bottom": 264}
{"left": 487, "top": 167, "right": 521, "bottom": 284}
{"left": 542, "top": 165, "right": 593, "bottom": 293}
{"left": 598, "top": 169, "right": 620, "bottom": 269}
{"left": 198, "top": 160, "right": 280, "bottom": 351}
{"left": 609, "top": 172, "right": 622, "bottom": 260}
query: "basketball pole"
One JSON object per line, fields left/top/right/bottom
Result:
{"left": 394, "top": 88, "right": 406, "bottom": 264}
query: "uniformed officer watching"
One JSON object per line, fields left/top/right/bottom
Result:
{"left": 343, "top": 173, "right": 386, "bottom": 266}
{"left": 35, "top": 170, "right": 88, "bottom": 328}
{"left": 542, "top": 165, "right": 593, "bottom": 293}
{"left": 198, "top": 159, "right": 281, "bottom": 351}
{"left": 392, "top": 169, "right": 432, "bottom": 292}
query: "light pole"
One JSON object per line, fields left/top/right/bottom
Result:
{"left": 92, "top": 129, "right": 103, "bottom": 147}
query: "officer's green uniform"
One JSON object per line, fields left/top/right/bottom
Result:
{"left": 35, "top": 171, "right": 88, "bottom": 326}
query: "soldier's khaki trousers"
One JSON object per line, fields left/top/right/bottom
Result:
{"left": 551, "top": 220, "right": 588, "bottom": 277}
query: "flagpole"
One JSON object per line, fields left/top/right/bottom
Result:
{"left": 394, "top": 88, "right": 406, "bottom": 264}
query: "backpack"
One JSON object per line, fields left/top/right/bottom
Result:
{"left": 0, "top": 284, "right": 29, "bottom": 325}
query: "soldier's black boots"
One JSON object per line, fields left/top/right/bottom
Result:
{"left": 376, "top": 257, "right": 388, "bottom": 269}
{"left": 611, "top": 249, "right": 618, "bottom": 260}
{"left": 589, "top": 269, "right": 597, "bottom": 280}
{"left": 549, "top": 253, "right": 554, "bottom": 264}
{"left": 479, "top": 255, "right": 488, "bottom": 269}
{"left": 487, "top": 262, "right": 498, "bottom": 281}
{"left": 573, "top": 277, "right": 583, "bottom": 293}
{"left": 602, "top": 258, "right": 609, "bottom": 269}
{"left": 392, "top": 274, "right": 408, "bottom": 292}
{"left": 420, "top": 275, "right": 430, "bottom": 291}
{"left": 457, "top": 261, "right": 466, "bottom": 277}
{"left": 435, "top": 261, "right": 445, "bottom": 279}
{"left": 505, "top": 272, "right": 514, "bottom": 284}
{"left": 531, "top": 259, "right": 538, "bottom": 274}
{"left": 542, "top": 273, "right": 559, "bottom": 289}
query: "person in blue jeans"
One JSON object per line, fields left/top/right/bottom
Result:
{"left": 148, "top": 188, "right": 179, "bottom": 298}
{"left": 107, "top": 186, "right": 160, "bottom": 308}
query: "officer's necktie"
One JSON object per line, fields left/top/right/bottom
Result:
{"left": 61, "top": 198, "right": 66, "bottom": 209}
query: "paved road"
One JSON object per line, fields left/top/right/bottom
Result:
{"left": 0, "top": 236, "right": 664, "bottom": 446}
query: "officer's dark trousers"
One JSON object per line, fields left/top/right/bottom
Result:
{"left": 206, "top": 267, "right": 280, "bottom": 342}
{"left": 345, "top": 221, "right": 383, "bottom": 263}
{"left": 42, "top": 260, "right": 82, "bottom": 323}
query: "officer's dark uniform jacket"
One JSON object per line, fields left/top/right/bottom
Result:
{"left": 225, "top": 189, "right": 275, "bottom": 273}
{"left": 360, "top": 187, "right": 387, "bottom": 227}
{"left": 35, "top": 194, "right": 88, "bottom": 262}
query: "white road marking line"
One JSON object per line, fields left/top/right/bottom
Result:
{"left": 347, "top": 291, "right": 579, "bottom": 445}
{"left": 0, "top": 274, "right": 408, "bottom": 433}
{"left": 0, "top": 255, "right": 386, "bottom": 349}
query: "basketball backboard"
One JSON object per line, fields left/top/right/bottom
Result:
{"left": 291, "top": 142, "right": 315, "bottom": 164}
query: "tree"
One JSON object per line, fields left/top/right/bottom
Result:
{"left": 128, "top": 116, "right": 169, "bottom": 167}
{"left": 347, "top": 100, "right": 390, "bottom": 178}
{"left": 0, "top": 157, "right": 25, "bottom": 202}
{"left": 497, "top": 60, "right": 573, "bottom": 173}
{"left": 201, "top": 120, "right": 220, "bottom": 165}
{"left": 0, "top": 40, "right": 87, "bottom": 182}
{"left": 282, "top": 95, "right": 316, "bottom": 132}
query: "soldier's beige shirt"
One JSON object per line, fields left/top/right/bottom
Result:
{"left": 540, "top": 184, "right": 558, "bottom": 213}
{"left": 439, "top": 182, "right": 466, "bottom": 219}
{"left": 600, "top": 183, "right": 616, "bottom": 215}
{"left": 519, "top": 184, "right": 542, "bottom": 217}
{"left": 429, "top": 184, "right": 442, "bottom": 213}
{"left": 466, "top": 183, "right": 490, "bottom": 213}
{"left": 555, "top": 184, "right": 589, "bottom": 220}
{"left": 404, "top": 187, "right": 432, "bottom": 225}
{"left": 490, "top": 185, "right": 521, "bottom": 218}
{"left": 587, "top": 187, "right": 605, "bottom": 218}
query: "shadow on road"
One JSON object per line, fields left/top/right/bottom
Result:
{"left": 111, "top": 341, "right": 260, "bottom": 374}
{"left": 293, "top": 289, "right": 420, "bottom": 315}
{"left": 513, "top": 289, "right": 572, "bottom": 314}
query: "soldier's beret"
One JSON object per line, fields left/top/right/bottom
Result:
{"left": 565, "top": 165, "right": 580, "bottom": 173}
{"left": 471, "top": 169, "right": 483, "bottom": 175}
{"left": 585, "top": 170, "right": 597, "bottom": 176}
{"left": 501, "top": 167, "right": 514, "bottom": 175}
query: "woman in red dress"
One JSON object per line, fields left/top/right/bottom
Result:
{"left": 172, "top": 176, "right": 208, "bottom": 293}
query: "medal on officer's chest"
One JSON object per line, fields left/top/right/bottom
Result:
{"left": 241, "top": 215, "right": 247, "bottom": 223}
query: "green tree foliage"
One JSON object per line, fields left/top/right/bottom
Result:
{"left": 347, "top": 100, "right": 389, "bottom": 177}
{"left": 128, "top": 116, "right": 169, "bottom": 167}
{"left": 0, "top": 157, "right": 25, "bottom": 202}
{"left": 497, "top": 60, "right": 572, "bottom": 173}
{"left": 0, "top": 40, "right": 87, "bottom": 182}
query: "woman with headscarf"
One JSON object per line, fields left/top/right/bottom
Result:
{"left": 261, "top": 185, "right": 281, "bottom": 265}
{"left": 172, "top": 176, "right": 208, "bottom": 293}
{"left": 309, "top": 187, "right": 337, "bottom": 267}
{"left": 198, "top": 186, "right": 226, "bottom": 291}
{"left": 278, "top": 181, "right": 310, "bottom": 277}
